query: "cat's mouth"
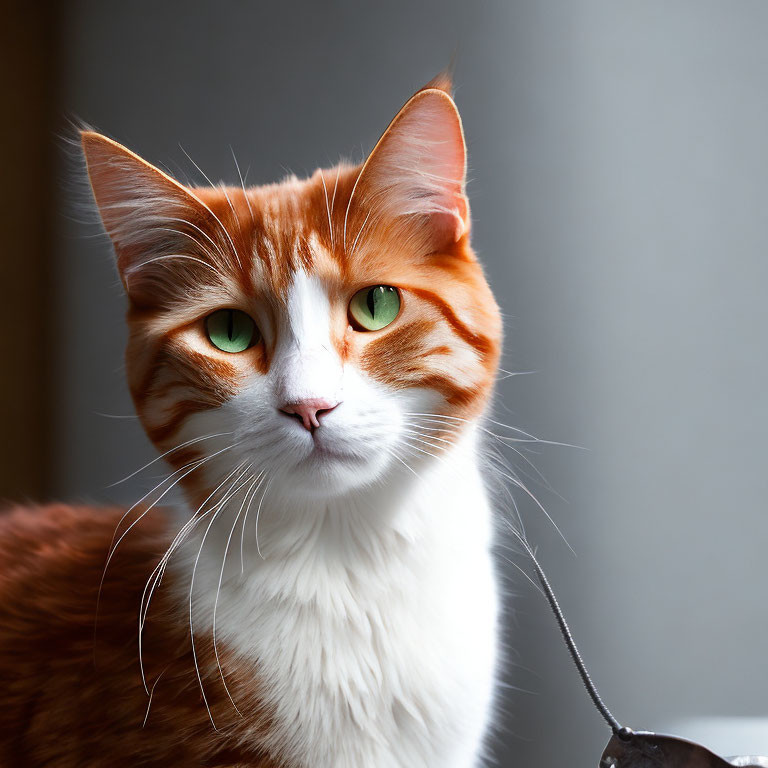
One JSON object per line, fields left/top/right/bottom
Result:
{"left": 272, "top": 402, "right": 391, "bottom": 487}
{"left": 278, "top": 404, "right": 366, "bottom": 464}
{"left": 306, "top": 439, "right": 364, "bottom": 464}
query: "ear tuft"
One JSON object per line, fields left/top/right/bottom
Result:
{"left": 420, "top": 69, "right": 454, "bottom": 96}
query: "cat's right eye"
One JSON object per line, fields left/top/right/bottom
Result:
{"left": 205, "top": 309, "right": 259, "bottom": 353}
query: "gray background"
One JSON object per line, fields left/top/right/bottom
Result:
{"left": 55, "top": 1, "right": 768, "bottom": 764}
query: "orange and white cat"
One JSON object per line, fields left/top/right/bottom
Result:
{"left": 0, "top": 76, "right": 502, "bottom": 767}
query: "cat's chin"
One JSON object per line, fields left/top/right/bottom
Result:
{"left": 280, "top": 442, "right": 388, "bottom": 497}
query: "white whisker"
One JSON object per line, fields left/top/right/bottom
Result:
{"left": 98, "top": 446, "right": 236, "bottom": 631}
{"left": 219, "top": 183, "right": 241, "bottom": 235}
{"left": 381, "top": 446, "right": 419, "bottom": 478}
{"left": 319, "top": 170, "right": 334, "bottom": 251}
{"left": 349, "top": 210, "right": 372, "bottom": 258}
{"left": 343, "top": 163, "right": 366, "bottom": 252}
{"left": 492, "top": 464, "right": 574, "bottom": 556}
{"left": 138, "top": 458, "right": 243, "bottom": 693}
{"left": 402, "top": 426, "right": 455, "bottom": 448}
{"left": 156, "top": 217, "right": 232, "bottom": 266}
{"left": 108, "top": 431, "right": 233, "bottom": 488}
{"left": 178, "top": 145, "right": 242, "bottom": 267}
{"left": 239, "top": 473, "right": 263, "bottom": 573}
{"left": 130, "top": 253, "right": 220, "bottom": 274}
{"left": 330, "top": 165, "right": 340, "bottom": 215}
{"left": 142, "top": 668, "right": 167, "bottom": 728}
{"left": 401, "top": 437, "right": 448, "bottom": 466}
{"left": 189, "top": 464, "right": 251, "bottom": 730}
{"left": 212, "top": 471, "right": 265, "bottom": 717}
{"left": 253, "top": 478, "right": 272, "bottom": 560}
{"left": 231, "top": 146, "right": 255, "bottom": 225}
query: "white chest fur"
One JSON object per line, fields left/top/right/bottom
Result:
{"left": 174, "top": 436, "right": 499, "bottom": 768}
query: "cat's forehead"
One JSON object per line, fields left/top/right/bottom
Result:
{"left": 190, "top": 167, "right": 358, "bottom": 294}
{"left": 190, "top": 166, "right": 422, "bottom": 300}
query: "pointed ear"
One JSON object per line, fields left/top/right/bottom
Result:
{"left": 354, "top": 83, "right": 469, "bottom": 247}
{"left": 81, "top": 131, "right": 222, "bottom": 305}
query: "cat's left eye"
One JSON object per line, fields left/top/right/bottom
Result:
{"left": 349, "top": 286, "right": 401, "bottom": 331}
{"left": 205, "top": 309, "right": 258, "bottom": 353}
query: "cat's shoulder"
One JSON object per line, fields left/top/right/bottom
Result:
{"left": 0, "top": 502, "right": 174, "bottom": 594}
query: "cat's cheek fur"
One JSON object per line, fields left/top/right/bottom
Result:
{"left": 168, "top": 428, "right": 499, "bottom": 768}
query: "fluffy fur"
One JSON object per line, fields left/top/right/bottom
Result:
{"left": 0, "top": 77, "right": 503, "bottom": 767}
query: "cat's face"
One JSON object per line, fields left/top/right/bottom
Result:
{"left": 83, "top": 79, "right": 501, "bottom": 504}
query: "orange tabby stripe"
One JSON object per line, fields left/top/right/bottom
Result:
{"left": 403, "top": 286, "right": 495, "bottom": 358}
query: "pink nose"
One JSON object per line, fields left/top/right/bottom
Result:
{"left": 279, "top": 398, "right": 339, "bottom": 432}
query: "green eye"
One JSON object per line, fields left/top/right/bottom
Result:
{"left": 349, "top": 286, "right": 401, "bottom": 331}
{"left": 205, "top": 309, "right": 258, "bottom": 353}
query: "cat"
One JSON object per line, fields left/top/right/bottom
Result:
{"left": 0, "top": 75, "right": 503, "bottom": 767}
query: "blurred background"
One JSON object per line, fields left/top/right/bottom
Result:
{"left": 4, "top": 0, "right": 768, "bottom": 764}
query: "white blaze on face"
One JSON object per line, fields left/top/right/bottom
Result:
{"left": 271, "top": 270, "right": 343, "bottom": 408}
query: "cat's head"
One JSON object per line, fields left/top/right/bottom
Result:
{"left": 82, "top": 77, "right": 501, "bottom": 505}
